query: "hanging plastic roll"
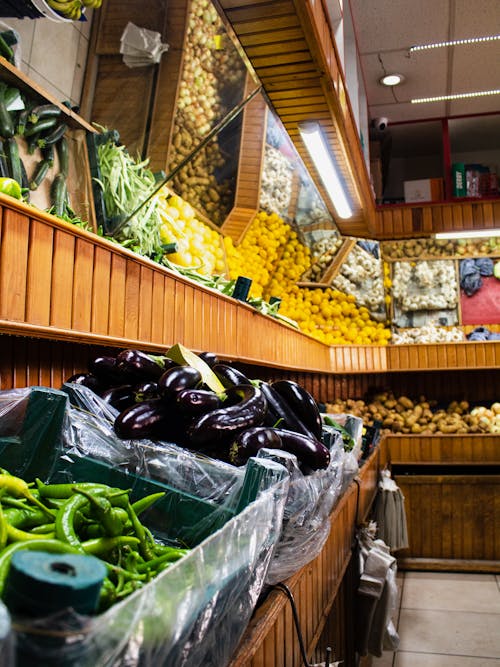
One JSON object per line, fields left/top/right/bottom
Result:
{"left": 0, "top": 600, "right": 14, "bottom": 667}
{"left": 373, "top": 468, "right": 409, "bottom": 552}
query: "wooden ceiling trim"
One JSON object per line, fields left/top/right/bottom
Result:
{"left": 216, "top": 0, "right": 376, "bottom": 237}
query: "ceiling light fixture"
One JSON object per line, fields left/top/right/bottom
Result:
{"left": 412, "top": 89, "right": 500, "bottom": 104}
{"left": 435, "top": 229, "right": 500, "bottom": 239}
{"left": 298, "top": 122, "right": 353, "bottom": 220}
{"left": 410, "top": 34, "right": 500, "bottom": 52}
{"left": 380, "top": 73, "right": 405, "bottom": 86}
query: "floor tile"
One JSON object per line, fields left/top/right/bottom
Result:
{"left": 398, "top": 609, "right": 500, "bottom": 658}
{"left": 371, "top": 651, "right": 394, "bottom": 666}
{"left": 402, "top": 572, "right": 500, "bottom": 614}
{"left": 395, "top": 652, "right": 500, "bottom": 666}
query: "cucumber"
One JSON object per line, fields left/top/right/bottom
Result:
{"left": 50, "top": 173, "right": 67, "bottom": 217}
{"left": 29, "top": 159, "right": 50, "bottom": 191}
{"left": 56, "top": 136, "right": 69, "bottom": 177}
{"left": 0, "top": 90, "right": 14, "bottom": 138}
{"left": 6, "top": 137, "right": 22, "bottom": 185}
{"left": 40, "top": 123, "right": 68, "bottom": 148}
{"left": 24, "top": 116, "right": 59, "bottom": 138}
{"left": 28, "top": 104, "right": 62, "bottom": 125}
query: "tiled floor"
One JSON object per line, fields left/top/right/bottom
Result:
{"left": 371, "top": 571, "right": 500, "bottom": 666}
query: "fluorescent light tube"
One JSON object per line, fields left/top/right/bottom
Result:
{"left": 410, "top": 35, "right": 500, "bottom": 52}
{"left": 412, "top": 89, "right": 500, "bottom": 104}
{"left": 435, "top": 229, "right": 500, "bottom": 239}
{"left": 298, "top": 122, "right": 353, "bottom": 219}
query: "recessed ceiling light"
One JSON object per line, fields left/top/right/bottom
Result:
{"left": 412, "top": 89, "right": 500, "bottom": 103}
{"left": 410, "top": 34, "right": 500, "bottom": 52}
{"left": 380, "top": 74, "right": 405, "bottom": 86}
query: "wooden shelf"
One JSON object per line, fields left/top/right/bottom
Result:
{"left": 382, "top": 433, "right": 500, "bottom": 466}
{"left": 1, "top": 194, "right": 499, "bottom": 375}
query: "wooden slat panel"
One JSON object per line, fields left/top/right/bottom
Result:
{"left": 108, "top": 253, "right": 127, "bottom": 337}
{"left": 91, "top": 246, "right": 112, "bottom": 335}
{"left": 25, "top": 219, "right": 53, "bottom": 327}
{"left": 50, "top": 229, "right": 75, "bottom": 329}
{"left": 72, "top": 238, "right": 94, "bottom": 332}
{"left": 95, "top": 0, "right": 167, "bottom": 54}
{"left": 0, "top": 208, "right": 29, "bottom": 322}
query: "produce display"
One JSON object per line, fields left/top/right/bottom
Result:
{"left": 0, "top": 470, "right": 187, "bottom": 613}
{"left": 259, "top": 144, "right": 294, "bottom": 216}
{"left": 0, "top": 82, "right": 72, "bottom": 217}
{"left": 67, "top": 344, "right": 332, "bottom": 473}
{"left": 300, "top": 234, "right": 343, "bottom": 282}
{"left": 391, "top": 260, "right": 458, "bottom": 312}
{"left": 168, "top": 0, "right": 246, "bottom": 224}
{"left": 331, "top": 244, "right": 386, "bottom": 320}
{"left": 382, "top": 236, "right": 500, "bottom": 260}
{"left": 326, "top": 394, "right": 500, "bottom": 434}
{"left": 391, "top": 322, "right": 465, "bottom": 344}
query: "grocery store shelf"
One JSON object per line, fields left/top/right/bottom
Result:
{"left": 382, "top": 433, "right": 500, "bottom": 465}
{"left": 1, "top": 197, "right": 499, "bottom": 375}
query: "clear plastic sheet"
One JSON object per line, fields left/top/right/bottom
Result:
{"left": 259, "top": 433, "right": 346, "bottom": 584}
{"left": 65, "top": 385, "right": 354, "bottom": 583}
{"left": 0, "top": 387, "right": 290, "bottom": 667}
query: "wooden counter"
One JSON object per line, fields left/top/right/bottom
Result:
{"left": 228, "top": 447, "right": 380, "bottom": 667}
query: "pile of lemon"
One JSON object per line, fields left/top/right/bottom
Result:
{"left": 157, "top": 192, "right": 226, "bottom": 275}
{"left": 224, "top": 209, "right": 391, "bottom": 345}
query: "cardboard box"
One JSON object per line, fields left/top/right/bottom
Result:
{"left": 404, "top": 178, "right": 444, "bottom": 203}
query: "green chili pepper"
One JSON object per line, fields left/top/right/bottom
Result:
{"left": 0, "top": 504, "right": 7, "bottom": 550}
{"left": 75, "top": 488, "right": 124, "bottom": 537}
{"left": 36, "top": 479, "right": 111, "bottom": 499}
{"left": 29, "top": 522, "right": 56, "bottom": 535}
{"left": 124, "top": 501, "right": 155, "bottom": 561}
{"left": 0, "top": 539, "right": 80, "bottom": 595}
{"left": 136, "top": 547, "right": 189, "bottom": 573}
{"left": 6, "top": 524, "right": 55, "bottom": 542}
{"left": 131, "top": 492, "right": 166, "bottom": 516}
{"left": 54, "top": 493, "right": 89, "bottom": 553}
{"left": 0, "top": 474, "right": 53, "bottom": 518}
{"left": 81, "top": 535, "right": 140, "bottom": 556}
{"left": 4, "top": 507, "right": 52, "bottom": 529}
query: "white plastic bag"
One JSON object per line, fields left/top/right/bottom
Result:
{"left": 120, "top": 22, "right": 169, "bottom": 68}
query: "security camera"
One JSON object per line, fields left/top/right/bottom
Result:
{"left": 372, "top": 117, "right": 389, "bottom": 132}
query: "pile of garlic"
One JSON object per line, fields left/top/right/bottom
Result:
{"left": 332, "top": 245, "right": 385, "bottom": 316}
{"left": 391, "top": 322, "right": 465, "bottom": 344}
{"left": 260, "top": 145, "right": 294, "bottom": 215}
{"left": 392, "top": 260, "right": 458, "bottom": 312}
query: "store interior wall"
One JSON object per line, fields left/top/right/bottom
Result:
{"left": 1, "top": 14, "right": 92, "bottom": 107}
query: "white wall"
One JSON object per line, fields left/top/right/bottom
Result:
{"left": 1, "top": 13, "right": 93, "bottom": 106}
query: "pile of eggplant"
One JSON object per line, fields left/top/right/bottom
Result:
{"left": 67, "top": 347, "right": 331, "bottom": 473}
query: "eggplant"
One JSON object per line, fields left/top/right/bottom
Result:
{"left": 176, "top": 388, "right": 222, "bottom": 416}
{"left": 229, "top": 426, "right": 283, "bottom": 466}
{"left": 114, "top": 399, "right": 170, "bottom": 439}
{"left": 102, "top": 384, "right": 136, "bottom": 412}
{"left": 66, "top": 373, "right": 101, "bottom": 394}
{"left": 274, "top": 428, "right": 330, "bottom": 470}
{"left": 187, "top": 384, "right": 267, "bottom": 446}
{"left": 198, "top": 351, "right": 219, "bottom": 368}
{"left": 115, "top": 349, "right": 168, "bottom": 381}
{"left": 212, "top": 363, "right": 251, "bottom": 388}
{"left": 271, "top": 380, "right": 323, "bottom": 440}
{"left": 259, "top": 382, "right": 317, "bottom": 440}
{"left": 134, "top": 381, "right": 160, "bottom": 402}
{"left": 88, "top": 355, "right": 125, "bottom": 385}
{"left": 158, "top": 365, "right": 202, "bottom": 398}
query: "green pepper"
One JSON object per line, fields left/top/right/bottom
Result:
{"left": 6, "top": 524, "right": 55, "bottom": 542}
{"left": 75, "top": 488, "right": 124, "bottom": 537}
{"left": 0, "top": 503, "right": 7, "bottom": 550}
{"left": 81, "top": 535, "right": 140, "bottom": 556}
{"left": 0, "top": 474, "right": 54, "bottom": 519}
{"left": 136, "top": 547, "right": 189, "bottom": 574}
{"left": 54, "top": 493, "right": 89, "bottom": 553}
{"left": 36, "top": 479, "right": 111, "bottom": 499}
{"left": 131, "top": 492, "right": 166, "bottom": 516}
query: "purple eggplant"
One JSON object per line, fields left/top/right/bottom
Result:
{"left": 101, "top": 384, "right": 136, "bottom": 412}
{"left": 114, "top": 399, "right": 170, "bottom": 439}
{"left": 212, "top": 363, "right": 251, "bottom": 388}
{"left": 88, "top": 355, "right": 125, "bottom": 385}
{"left": 187, "top": 384, "right": 267, "bottom": 446}
{"left": 115, "top": 349, "right": 169, "bottom": 381}
{"left": 158, "top": 365, "right": 202, "bottom": 399}
{"left": 271, "top": 380, "right": 323, "bottom": 440}
{"left": 176, "top": 388, "right": 222, "bottom": 416}
{"left": 198, "top": 351, "right": 219, "bottom": 367}
{"left": 66, "top": 373, "right": 102, "bottom": 394}
{"left": 229, "top": 426, "right": 283, "bottom": 466}
{"left": 259, "top": 382, "right": 317, "bottom": 440}
{"left": 274, "top": 428, "right": 330, "bottom": 470}
{"left": 134, "top": 381, "right": 160, "bottom": 402}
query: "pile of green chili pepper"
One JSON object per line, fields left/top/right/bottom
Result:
{"left": 0, "top": 468, "right": 189, "bottom": 612}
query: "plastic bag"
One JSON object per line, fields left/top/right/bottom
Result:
{"left": 0, "top": 386, "right": 290, "bottom": 667}
{"left": 120, "top": 22, "right": 169, "bottom": 68}
{"left": 373, "top": 469, "right": 409, "bottom": 552}
{"left": 261, "top": 433, "right": 346, "bottom": 584}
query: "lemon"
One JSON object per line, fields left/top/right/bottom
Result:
{"left": 0, "top": 177, "right": 22, "bottom": 200}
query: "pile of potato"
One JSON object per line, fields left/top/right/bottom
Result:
{"left": 325, "top": 393, "right": 500, "bottom": 435}
{"left": 381, "top": 236, "right": 500, "bottom": 260}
